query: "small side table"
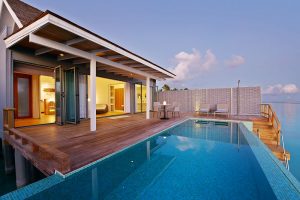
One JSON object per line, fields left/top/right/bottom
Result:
{"left": 160, "top": 104, "right": 170, "bottom": 120}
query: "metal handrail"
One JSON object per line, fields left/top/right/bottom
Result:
{"left": 280, "top": 131, "right": 290, "bottom": 170}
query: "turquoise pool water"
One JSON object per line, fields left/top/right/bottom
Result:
{"left": 271, "top": 103, "right": 300, "bottom": 181}
{"left": 1, "top": 119, "right": 300, "bottom": 199}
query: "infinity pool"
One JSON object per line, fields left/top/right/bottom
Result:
{"left": 1, "top": 120, "right": 300, "bottom": 199}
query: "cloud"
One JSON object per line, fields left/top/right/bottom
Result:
{"left": 169, "top": 49, "right": 217, "bottom": 82}
{"left": 225, "top": 55, "right": 245, "bottom": 68}
{"left": 176, "top": 136, "right": 199, "bottom": 151}
{"left": 263, "top": 84, "right": 299, "bottom": 94}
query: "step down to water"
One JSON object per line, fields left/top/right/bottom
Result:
{"left": 253, "top": 119, "right": 290, "bottom": 161}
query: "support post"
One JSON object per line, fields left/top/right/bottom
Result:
{"left": 14, "top": 149, "right": 29, "bottom": 188}
{"left": 146, "top": 77, "right": 151, "bottom": 119}
{"left": 2, "top": 140, "right": 14, "bottom": 174}
{"left": 90, "top": 59, "right": 97, "bottom": 131}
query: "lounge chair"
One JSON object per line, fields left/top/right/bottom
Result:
{"left": 151, "top": 102, "right": 164, "bottom": 118}
{"left": 173, "top": 105, "right": 180, "bottom": 117}
{"left": 167, "top": 103, "right": 180, "bottom": 117}
{"left": 197, "top": 104, "right": 212, "bottom": 116}
{"left": 214, "top": 104, "right": 229, "bottom": 117}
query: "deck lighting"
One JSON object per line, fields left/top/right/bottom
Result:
{"left": 59, "top": 53, "right": 64, "bottom": 57}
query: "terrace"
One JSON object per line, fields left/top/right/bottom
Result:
{"left": 3, "top": 109, "right": 282, "bottom": 176}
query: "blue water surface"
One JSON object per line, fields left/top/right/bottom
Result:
{"left": 22, "top": 120, "right": 276, "bottom": 200}
{"left": 271, "top": 103, "right": 300, "bottom": 181}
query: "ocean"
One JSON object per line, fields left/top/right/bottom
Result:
{"left": 271, "top": 102, "right": 300, "bottom": 181}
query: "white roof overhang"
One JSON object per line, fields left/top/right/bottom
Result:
{"left": 4, "top": 11, "right": 175, "bottom": 80}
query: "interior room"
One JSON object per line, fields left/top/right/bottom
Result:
{"left": 14, "top": 72, "right": 56, "bottom": 127}
{"left": 88, "top": 77, "right": 128, "bottom": 117}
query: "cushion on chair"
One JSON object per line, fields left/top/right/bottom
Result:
{"left": 200, "top": 108, "right": 209, "bottom": 112}
{"left": 215, "top": 109, "right": 228, "bottom": 113}
{"left": 96, "top": 104, "right": 108, "bottom": 114}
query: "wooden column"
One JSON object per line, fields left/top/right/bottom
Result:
{"left": 146, "top": 77, "right": 151, "bottom": 119}
{"left": 90, "top": 59, "right": 97, "bottom": 131}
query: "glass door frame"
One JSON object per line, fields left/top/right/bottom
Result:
{"left": 55, "top": 66, "right": 64, "bottom": 125}
{"left": 135, "top": 82, "right": 147, "bottom": 113}
{"left": 64, "top": 67, "right": 79, "bottom": 124}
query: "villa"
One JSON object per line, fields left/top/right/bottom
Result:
{"left": 0, "top": 0, "right": 300, "bottom": 199}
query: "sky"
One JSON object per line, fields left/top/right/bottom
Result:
{"left": 25, "top": 0, "right": 300, "bottom": 99}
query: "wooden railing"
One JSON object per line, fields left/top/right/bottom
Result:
{"left": 260, "top": 104, "right": 290, "bottom": 169}
{"left": 3, "top": 108, "right": 70, "bottom": 174}
{"left": 260, "top": 104, "right": 281, "bottom": 145}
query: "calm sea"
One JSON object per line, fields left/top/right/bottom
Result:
{"left": 271, "top": 102, "right": 300, "bottom": 181}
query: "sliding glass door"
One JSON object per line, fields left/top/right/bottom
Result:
{"left": 55, "top": 66, "right": 64, "bottom": 125}
{"left": 55, "top": 66, "right": 80, "bottom": 125}
{"left": 135, "top": 83, "right": 147, "bottom": 113}
{"left": 65, "top": 67, "right": 79, "bottom": 124}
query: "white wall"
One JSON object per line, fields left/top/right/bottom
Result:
{"left": 88, "top": 76, "right": 124, "bottom": 104}
{"left": 0, "top": 2, "right": 15, "bottom": 138}
{"left": 124, "top": 83, "right": 131, "bottom": 113}
{"left": 158, "top": 87, "right": 261, "bottom": 115}
{"left": 40, "top": 76, "right": 55, "bottom": 101}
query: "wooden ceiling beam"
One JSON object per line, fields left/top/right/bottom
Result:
{"left": 58, "top": 54, "right": 77, "bottom": 61}
{"left": 103, "top": 55, "right": 125, "bottom": 60}
{"left": 92, "top": 48, "right": 111, "bottom": 54}
{"left": 130, "top": 64, "right": 147, "bottom": 68}
{"left": 58, "top": 48, "right": 110, "bottom": 61}
{"left": 29, "top": 33, "right": 161, "bottom": 80}
{"left": 73, "top": 58, "right": 89, "bottom": 65}
{"left": 118, "top": 60, "right": 137, "bottom": 65}
{"left": 35, "top": 37, "right": 86, "bottom": 56}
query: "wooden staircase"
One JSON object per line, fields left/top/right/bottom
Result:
{"left": 253, "top": 104, "right": 290, "bottom": 163}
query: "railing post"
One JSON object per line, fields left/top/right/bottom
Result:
{"left": 2, "top": 108, "right": 15, "bottom": 174}
{"left": 277, "top": 130, "right": 280, "bottom": 146}
{"left": 3, "top": 108, "right": 15, "bottom": 129}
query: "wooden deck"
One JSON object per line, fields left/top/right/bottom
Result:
{"left": 5, "top": 114, "right": 189, "bottom": 175}
{"left": 3, "top": 111, "right": 288, "bottom": 176}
